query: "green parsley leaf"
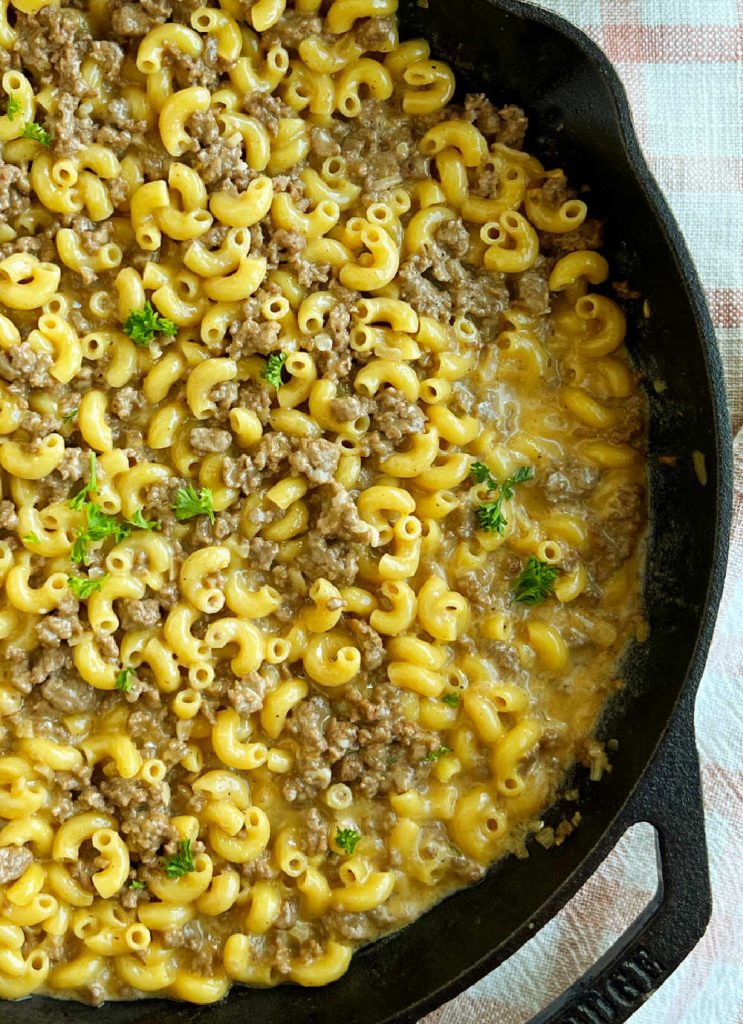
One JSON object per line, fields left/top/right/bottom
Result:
{"left": 472, "top": 463, "right": 533, "bottom": 534}
{"left": 84, "top": 507, "right": 130, "bottom": 548}
{"left": 123, "top": 301, "right": 177, "bottom": 347}
{"left": 70, "top": 534, "right": 89, "bottom": 565}
{"left": 6, "top": 93, "right": 20, "bottom": 121}
{"left": 116, "top": 667, "right": 135, "bottom": 693}
{"left": 335, "top": 828, "right": 361, "bottom": 855}
{"left": 172, "top": 484, "right": 214, "bottom": 523}
{"left": 511, "top": 555, "right": 559, "bottom": 605}
{"left": 88, "top": 452, "right": 98, "bottom": 490}
{"left": 85, "top": 504, "right": 131, "bottom": 544}
{"left": 261, "top": 351, "right": 287, "bottom": 389}
{"left": 424, "top": 745, "right": 452, "bottom": 763}
{"left": 69, "top": 498, "right": 132, "bottom": 565}
{"left": 505, "top": 465, "right": 535, "bottom": 488}
{"left": 128, "top": 509, "right": 161, "bottom": 532}
{"left": 442, "top": 692, "right": 460, "bottom": 707}
{"left": 22, "top": 532, "right": 40, "bottom": 545}
{"left": 67, "top": 574, "right": 107, "bottom": 599}
{"left": 128, "top": 879, "right": 146, "bottom": 890}
{"left": 475, "top": 501, "right": 509, "bottom": 534}
{"left": 69, "top": 453, "right": 98, "bottom": 510}
{"left": 21, "top": 121, "right": 51, "bottom": 146}
{"left": 163, "top": 839, "right": 195, "bottom": 878}
{"left": 470, "top": 460, "right": 499, "bottom": 490}
{"left": 61, "top": 408, "right": 78, "bottom": 424}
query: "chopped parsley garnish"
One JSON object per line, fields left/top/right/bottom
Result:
{"left": 22, "top": 532, "right": 40, "bottom": 545}
{"left": 69, "top": 453, "right": 98, "bottom": 510}
{"left": 61, "top": 408, "right": 78, "bottom": 424}
{"left": 70, "top": 535, "right": 89, "bottom": 565}
{"left": 335, "top": 828, "right": 361, "bottom": 855}
{"left": 123, "top": 301, "right": 177, "bottom": 347}
{"left": 172, "top": 484, "right": 214, "bottom": 523}
{"left": 424, "top": 745, "right": 452, "bottom": 763}
{"left": 511, "top": 555, "right": 559, "bottom": 605}
{"left": 116, "top": 667, "right": 135, "bottom": 693}
{"left": 128, "top": 879, "right": 146, "bottom": 890}
{"left": 442, "top": 692, "right": 460, "bottom": 707}
{"left": 85, "top": 504, "right": 131, "bottom": 544}
{"left": 163, "top": 839, "right": 195, "bottom": 878}
{"left": 21, "top": 121, "right": 51, "bottom": 146}
{"left": 70, "top": 502, "right": 132, "bottom": 565}
{"left": 6, "top": 94, "right": 20, "bottom": 121}
{"left": 67, "top": 574, "right": 107, "bottom": 599}
{"left": 471, "top": 462, "right": 533, "bottom": 534}
{"left": 475, "top": 502, "right": 508, "bottom": 534}
{"left": 470, "top": 461, "right": 500, "bottom": 489}
{"left": 128, "top": 509, "right": 161, "bottom": 531}
{"left": 68, "top": 457, "right": 140, "bottom": 563}
{"left": 261, "top": 351, "right": 287, "bottom": 389}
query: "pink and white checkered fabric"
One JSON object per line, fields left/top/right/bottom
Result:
{"left": 422, "top": 3, "right": 743, "bottom": 1023}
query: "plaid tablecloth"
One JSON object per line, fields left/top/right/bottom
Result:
{"left": 424, "top": 2, "right": 743, "bottom": 1022}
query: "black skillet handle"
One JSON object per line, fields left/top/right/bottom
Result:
{"left": 529, "top": 683, "right": 711, "bottom": 1024}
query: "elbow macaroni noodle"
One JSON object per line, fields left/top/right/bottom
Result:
{"left": 0, "top": 0, "right": 646, "bottom": 1005}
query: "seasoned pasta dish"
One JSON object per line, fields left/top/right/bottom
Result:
{"left": 0, "top": 0, "right": 647, "bottom": 1005}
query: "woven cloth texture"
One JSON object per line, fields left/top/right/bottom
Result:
{"left": 422, "top": 2, "right": 743, "bottom": 1022}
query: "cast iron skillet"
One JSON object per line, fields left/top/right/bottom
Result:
{"left": 7, "top": 1, "right": 732, "bottom": 1022}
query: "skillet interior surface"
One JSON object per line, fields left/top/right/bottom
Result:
{"left": 7, "top": 1, "right": 731, "bottom": 1022}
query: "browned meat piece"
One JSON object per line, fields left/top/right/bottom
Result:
{"left": 296, "top": 531, "right": 360, "bottom": 586}
{"left": 288, "top": 437, "right": 341, "bottom": 485}
{"left": 315, "top": 481, "right": 376, "bottom": 544}
{"left": 189, "top": 427, "right": 232, "bottom": 454}
{"left": 13, "top": 7, "right": 93, "bottom": 95}
{"left": 0, "top": 161, "right": 31, "bottom": 217}
{"left": 111, "top": 0, "right": 172, "bottom": 37}
{"left": 118, "top": 599, "right": 161, "bottom": 630}
{"left": 99, "top": 777, "right": 177, "bottom": 862}
{"left": 0, "top": 846, "right": 33, "bottom": 884}
{"left": 41, "top": 673, "right": 99, "bottom": 713}
{"left": 346, "top": 618, "right": 385, "bottom": 669}
{"left": 372, "top": 388, "right": 426, "bottom": 442}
